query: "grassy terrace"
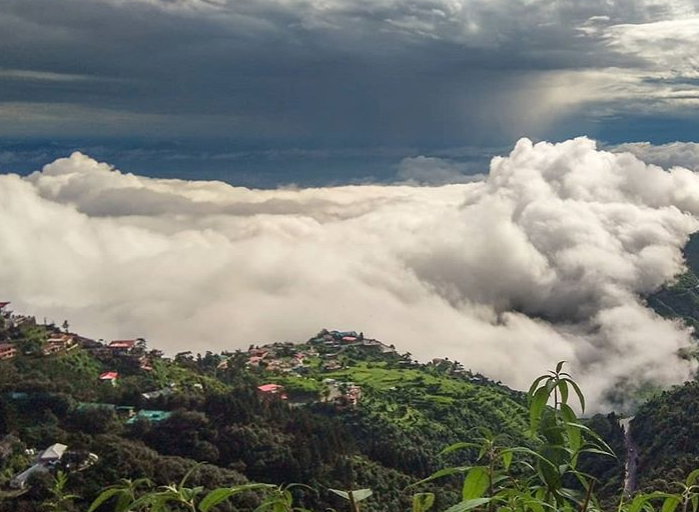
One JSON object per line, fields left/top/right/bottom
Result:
{"left": 323, "top": 362, "right": 529, "bottom": 438}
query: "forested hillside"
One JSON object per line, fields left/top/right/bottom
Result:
{"left": 647, "top": 233, "right": 699, "bottom": 333}
{"left": 627, "top": 231, "right": 699, "bottom": 496}
{"left": 631, "top": 382, "right": 699, "bottom": 493}
{"left": 0, "top": 315, "right": 533, "bottom": 512}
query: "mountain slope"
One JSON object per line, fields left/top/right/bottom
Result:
{"left": 0, "top": 322, "right": 530, "bottom": 511}
{"left": 647, "top": 233, "right": 699, "bottom": 333}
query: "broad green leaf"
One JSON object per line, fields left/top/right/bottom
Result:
{"left": 528, "top": 376, "right": 550, "bottom": 397}
{"left": 562, "top": 378, "right": 585, "bottom": 413}
{"left": 530, "top": 386, "right": 550, "bottom": 433}
{"left": 661, "top": 496, "right": 681, "bottom": 512}
{"left": 441, "top": 442, "right": 481, "bottom": 455}
{"left": 123, "top": 493, "right": 158, "bottom": 512}
{"left": 444, "top": 497, "right": 492, "bottom": 512}
{"left": 502, "top": 451, "right": 513, "bottom": 471}
{"left": 579, "top": 447, "right": 616, "bottom": 457}
{"left": 564, "top": 422, "right": 616, "bottom": 457}
{"left": 329, "top": 489, "right": 349, "bottom": 500}
{"left": 87, "top": 488, "right": 122, "bottom": 512}
{"left": 558, "top": 380, "right": 569, "bottom": 406}
{"left": 350, "top": 489, "right": 373, "bottom": 502}
{"left": 508, "top": 447, "right": 558, "bottom": 471}
{"left": 412, "top": 493, "right": 435, "bottom": 512}
{"left": 462, "top": 467, "right": 490, "bottom": 500}
{"left": 116, "top": 492, "right": 134, "bottom": 512}
{"left": 409, "top": 466, "right": 473, "bottom": 487}
{"left": 559, "top": 403, "right": 577, "bottom": 425}
{"left": 628, "top": 494, "right": 650, "bottom": 512}
{"left": 329, "top": 489, "right": 372, "bottom": 502}
{"left": 687, "top": 469, "right": 699, "bottom": 487}
{"left": 200, "top": 488, "right": 238, "bottom": 512}
{"left": 199, "top": 484, "right": 275, "bottom": 512}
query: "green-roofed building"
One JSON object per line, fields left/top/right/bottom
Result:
{"left": 126, "top": 410, "right": 172, "bottom": 425}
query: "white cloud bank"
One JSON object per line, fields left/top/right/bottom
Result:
{"left": 2, "top": 137, "right": 699, "bottom": 411}
{"left": 612, "top": 141, "right": 699, "bottom": 172}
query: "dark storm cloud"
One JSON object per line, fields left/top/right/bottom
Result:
{"left": 2, "top": 0, "right": 699, "bottom": 147}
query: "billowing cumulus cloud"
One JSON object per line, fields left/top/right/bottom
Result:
{"left": 2, "top": 137, "right": 699, "bottom": 411}
{"left": 612, "top": 141, "right": 699, "bottom": 171}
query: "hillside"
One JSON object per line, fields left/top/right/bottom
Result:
{"left": 627, "top": 232, "right": 699, "bottom": 496}
{"left": 647, "top": 233, "right": 699, "bottom": 334}
{"left": 0, "top": 312, "right": 531, "bottom": 512}
{"left": 630, "top": 381, "right": 699, "bottom": 493}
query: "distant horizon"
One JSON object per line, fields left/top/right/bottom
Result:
{"left": 3, "top": 136, "right": 699, "bottom": 189}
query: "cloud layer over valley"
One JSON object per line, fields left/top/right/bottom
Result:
{"left": 2, "top": 137, "right": 699, "bottom": 410}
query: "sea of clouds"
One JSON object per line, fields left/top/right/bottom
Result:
{"left": 2, "top": 137, "right": 699, "bottom": 411}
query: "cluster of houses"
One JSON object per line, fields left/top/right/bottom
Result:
{"left": 43, "top": 332, "right": 79, "bottom": 355}
{"left": 309, "top": 330, "right": 397, "bottom": 354}
{"left": 8, "top": 442, "right": 98, "bottom": 490}
{"left": 91, "top": 339, "right": 156, "bottom": 385}
{"left": 91, "top": 339, "right": 156, "bottom": 372}
{"left": 248, "top": 330, "right": 386, "bottom": 408}
{"left": 244, "top": 329, "right": 396, "bottom": 376}
{"left": 0, "top": 332, "right": 156, "bottom": 386}
{"left": 244, "top": 342, "right": 316, "bottom": 375}
{"left": 3, "top": 305, "right": 390, "bottom": 410}
{"left": 0, "top": 303, "right": 157, "bottom": 374}
{"left": 255, "top": 380, "right": 362, "bottom": 408}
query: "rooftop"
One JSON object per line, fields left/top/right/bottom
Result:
{"left": 258, "top": 383, "right": 284, "bottom": 393}
{"left": 109, "top": 339, "right": 137, "bottom": 348}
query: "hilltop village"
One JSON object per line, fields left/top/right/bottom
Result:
{"left": 0, "top": 300, "right": 512, "bottom": 507}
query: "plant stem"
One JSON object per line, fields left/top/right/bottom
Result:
{"left": 580, "top": 479, "right": 595, "bottom": 512}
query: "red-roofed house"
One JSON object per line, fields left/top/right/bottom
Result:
{"left": 108, "top": 340, "right": 138, "bottom": 353}
{"left": 257, "top": 383, "right": 288, "bottom": 400}
{"left": 99, "top": 372, "right": 119, "bottom": 385}
{"left": 0, "top": 343, "right": 17, "bottom": 361}
{"left": 0, "top": 302, "right": 10, "bottom": 310}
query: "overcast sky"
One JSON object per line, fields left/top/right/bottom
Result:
{"left": 1, "top": 0, "right": 699, "bottom": 185}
